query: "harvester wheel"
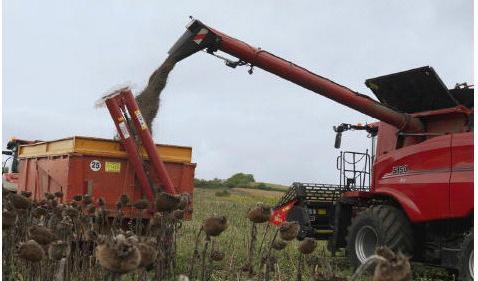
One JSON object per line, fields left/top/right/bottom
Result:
{"left": 345, "top": 205, "right": 414, "bottom": 267}
{"left": 457, "top": 228, "right": 473, "bottom": 281}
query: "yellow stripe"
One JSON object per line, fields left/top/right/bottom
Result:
{"left": 18, "top": 136, "right": 192, "bottom": 163}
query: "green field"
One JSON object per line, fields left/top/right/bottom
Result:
{"left": 176, "top": 187, "right": 344, "bottom": 280}
{"left": 2, "top": 186, "right": 452, "bottom": 281}
{"left": 175, "top": 188, "right": 451, "bottom": 281}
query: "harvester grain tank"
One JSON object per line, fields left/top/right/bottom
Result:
{"left": 168, "top": 19, "right": 474, "bottom": 280}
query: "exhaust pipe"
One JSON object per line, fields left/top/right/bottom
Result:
{"left": 168, "top": 19, "right": 219, "bottom": 62}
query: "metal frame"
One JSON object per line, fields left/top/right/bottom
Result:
{"left": 337, "top": 151, "right": 371, "bottom": 192}
{"left": 104, "top": 89, "right": 177, "bottom": 203}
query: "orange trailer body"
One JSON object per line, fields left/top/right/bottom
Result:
{"left": 16, "top": 136, "right": 196, "bottom": 218}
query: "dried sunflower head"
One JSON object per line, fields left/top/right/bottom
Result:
{"left": 54, "top": 191, "right": 64, "bottom": 198}
{"left": 44, "top": 192, "right": 55, "bottom": 200}
{"left": 18, "top": 240, "right": 45, "bottom": 262}
{"left": 119, "top": 194, "right": 130, "bottom": 206}
{"left": 133, "top": 199, "right": 149, "bottom": 210}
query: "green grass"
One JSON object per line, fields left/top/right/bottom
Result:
{"left": 174, "top": 188, "right": 453, "bottom": 280}
{"left": 3, "top": 186, "right": 452, "bottom": 281}
{"left": 178, "top": 188, "right": 348, "bottom": 279}
{"left": 176, "top": 188, "right": 332, "bottom": 280}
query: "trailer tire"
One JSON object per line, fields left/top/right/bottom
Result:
{"left": 457, "top": 228, "right": 473, "bottom": 281}
{"left": 345, "top": 205, "right": 414, "bottom": 267}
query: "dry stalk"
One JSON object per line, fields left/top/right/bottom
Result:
{"left": 296, "top": 253, "right": 303, "bottom": 281}
{"left": 53, "top": 258, "right": 66, "bottom": 281}
{"left": 247, "top": 223, "right": 258, "bottom": 275}
{"left": 262, "top": 228, "right": 279, "bottom": 267}
{"left": 275, "top": 263, "right": 282, "bottom": 281}
{"left": 200, "top": 237, "right": 210, "bottom": 281}
{"left": 188, "top": 226, "right": 204, "bottom": 278}
{"left": 256, "top": 223, "right": 270, "bottom": 262}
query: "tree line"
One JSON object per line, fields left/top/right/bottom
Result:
{"left": 194, "top": 173, "right": 272, "bottom": 190}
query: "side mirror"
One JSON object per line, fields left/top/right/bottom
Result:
{"left": 334, "top": 132, "right": 342, "bottom": 149}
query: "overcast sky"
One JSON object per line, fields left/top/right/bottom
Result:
{"left": 3, "top": 1, "right": 474, "bottom": 185}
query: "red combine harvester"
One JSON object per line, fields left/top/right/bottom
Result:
{"left": 167, "top": 20, "right": 474, "bottom": 279}
{"left": 3, "top": 90, "right": 196, "bottom": 219}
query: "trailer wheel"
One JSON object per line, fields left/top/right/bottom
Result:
{"left": 457, "top": 228, "right": 473, "bottom": 281}
{"left": 345, "top": 205, "right": 413, "bottom": 267}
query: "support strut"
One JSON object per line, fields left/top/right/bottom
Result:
{"left": 104, "top": 89, "right": 177, "bottom": 203}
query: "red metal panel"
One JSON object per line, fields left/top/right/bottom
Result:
{"left": 67, "top": 155, "right": 84, "bottom": 202}
{"left": 37, "top": 156, "right": 69, "bottom": 191}
{"left": 373, "top": 134, "right": 452, "bottom": 222}
{"left": 77, "top": 156, "right": 132, "bottom": 211}
{"left": 163, "top": 162, "right": 196, "bottom": 219}
{"left": 18, "top": 158, "right": 29, "bottom": 191}
{"left": 16, "top": 153, "right": 196, "bottom": 219}
{"left": 449, "top": 132, "right": 474, "bottom": 217}
{"left": 374, "top": 122, "right": 398, "bottom": 159}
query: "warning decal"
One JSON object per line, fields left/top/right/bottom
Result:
{"left": 135, "top": 110, "right": 148, "bottom": 130}
{"left": 193, "top": 28, "right": 208, "bottom": 45}
{"left": 105, "top": 162, "right": 121, "bottom": 173}
{"left": 118, "top": 121, "right": 130, "bottom": 139}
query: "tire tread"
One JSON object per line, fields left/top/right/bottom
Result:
{"left": 457, "top": 228, "right": 473, "bottom": 281}
{"left": 345, "top": 205, "right": 414, "bottom": 267}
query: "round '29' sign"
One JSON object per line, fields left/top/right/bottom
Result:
{"left": 90, "top": 160, "right": 101, "bottom": 172}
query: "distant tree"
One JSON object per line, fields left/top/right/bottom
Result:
{"left": 194, "top": 178, "right": 226, "bottom": 189}
{"left": 194, "top": 173, "right": 256, "bottom": 189}
{"left": 225, "top": 173, "right": 255, "bottom": 188}
{"left": 256, "top": 182, "right": 272, "bottom": 190}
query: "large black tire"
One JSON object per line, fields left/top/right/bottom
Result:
{"left": 346, "top": 205, "right": 414, "bottom": 267}
{"left": 457, "top": 228, "right": 473, "bottom": 281}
